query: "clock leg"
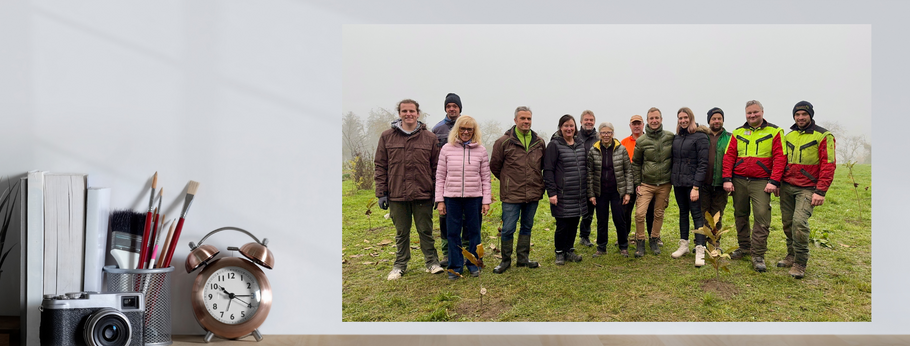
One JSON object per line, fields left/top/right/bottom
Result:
{"left": 253, "top": 329, "right": 263, "bottom": 342}
{"left": 204, "top": 330, "right": 215, "bottom": 343}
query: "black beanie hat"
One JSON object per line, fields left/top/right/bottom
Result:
{"left": 445, "top": 93, "right": 462, "bottom": 112}
{"left": 793, "top": 101, "right": 814, "bottom": 119}
{"left": 706, "top": 107, "right": 724, "bottom": 123}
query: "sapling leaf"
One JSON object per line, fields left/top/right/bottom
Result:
{"left": 447, "top": 269, "right": 463, "bottom": 277}
{"left": 476, "top": 244, "right": 485, "bottom": 259}
{"left": 461, "top": 247, "right": 481, "bottom": 267}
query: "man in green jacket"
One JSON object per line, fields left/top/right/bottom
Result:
{"left": 701, "top": 107, "right": 732, "bottom": 231}
{"left": 631, "top": 107, "right": 675, "bottom": 257}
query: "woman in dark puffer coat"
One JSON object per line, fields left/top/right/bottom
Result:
{"left": 586, "top": 122, "right": 633, "bottom": 257}
{"left": 544, "top": 114, "right": 588, "bottom": 266}
{"left": 669, "top": 107, "right": 710, "bottom": 267}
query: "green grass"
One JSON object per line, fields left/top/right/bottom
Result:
{"left": 341, "top": 164, "right": 871, "bottom": 322}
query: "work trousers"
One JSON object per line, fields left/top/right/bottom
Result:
{"left": 700, "top": 185, "right": 729, "bottom": 230}
{"left": 731, "top": 178, "right": 772, "bottom": 257}
{"left": 780, "top": 183, "right": 815, "bottom": 266}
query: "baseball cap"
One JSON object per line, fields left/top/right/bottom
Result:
{"left": 629, "top": 115, "right": 643, "bottom": 123}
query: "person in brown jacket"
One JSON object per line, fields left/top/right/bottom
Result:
{"left": 489, "top": 106, "right": 546, "bottom": 274}
{"left": 374, "top": 99, "right": 443, "bottom": 280}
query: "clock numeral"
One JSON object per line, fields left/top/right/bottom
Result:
{"left": 241, "top": 311, "right": 245, "bottom": 317}
{"left": 208, "top": 294, "right": 213, "bottom": 300}
{"left": 218, "top": 275, "right": 224, "bottom": 282}
{"left": 230, "top": 314, "right": 235, "bottom": 320}
{"left": 210, "top": 283, "right": 219, "bottom": 290}
{"left": 240, "top": 275, "right": 243, "bottom": 281}
{"left": 220, "top": 312, "right": 224, "bottom": 318}
{"left": 248, "top": 303, "right": 252, "bottom": 308}
{"left": 228, "top": 272, "right": 235, "bottom": 279}
{"left": 212, "top": 303, "right": 218, "bottom": 310}
{"left": 247, "top": 282, "right": 251, "bottom": 289}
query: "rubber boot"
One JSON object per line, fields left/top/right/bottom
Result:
{"left": 516, "top": 234, "right": 539, "bottom": 268}
{"left": 634, "top": 239, "right": 645, "bottom": 258}
{"left": 493, "top": 237, "right": 513, "bottom": 274}
{"left": 649, "top": 237, "right": 661, "bottom": 255}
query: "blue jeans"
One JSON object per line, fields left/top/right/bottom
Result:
{"left": 500, "top": 201, "right": 539, "bottom": 240}
{"left": 445, "top": 197, "right": 483, "bottom": 274}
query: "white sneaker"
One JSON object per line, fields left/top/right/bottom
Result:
{"left": 387, "top": 268, "right": 404, "bottom": 280}
{"left": 695, "top": 245, "right": 705, "bottom": 267}
{"left": 671, "top": 239, "right": 689, "bottom": 259}
{"left": 426, "top": 264, "right": 444, "bottom": 274}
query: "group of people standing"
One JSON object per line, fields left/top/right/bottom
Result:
{"left": 373, "top": 93, "right": 835, "bottom": 282}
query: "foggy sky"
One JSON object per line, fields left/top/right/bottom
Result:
{"left": 343, "top": 25, "right": 870, "bottom": 140}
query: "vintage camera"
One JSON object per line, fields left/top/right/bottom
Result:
{"left": 40, "top": 291, "right": 145, "bottom": 346}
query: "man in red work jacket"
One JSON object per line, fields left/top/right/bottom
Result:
{"left": 722, "top": 100, "right": 787, "bottom": 272}
{"left": 776, "top": 101, "right": 835, "bottom": 279}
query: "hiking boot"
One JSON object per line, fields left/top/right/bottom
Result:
{"left": 729, "top": 248, "right": 749, "bottom": 260}
{"left": 426, "top": 263, "right": 444, "bottom": 274}
{"left": 387, "top": 268, "right": 404, "bottom": 281}
{"left": 447, "top": 272, "right": 460, "bottom": 281}
{"left": 752, "top": 256, "right": 767, "bottom": 272}
{"left": 634, "top": 240, "right": 646, "bottom": 257}
{"left": 592, "top": 250, "right": 607, "bottom": 258}
{"left": 565, "top": 249, "right": 583, "bottom": 262}
{"left": 649, "top": 237, "right": 661, "bottom": 255}
{"left": 658, "top": 239, "right": 664, "bottom": 246}
{"left": 777, "top": 254, "right": 795, "bottom": 268}
{"left": 579, "top": 237, "right": 594, "bottom": 247}
{"left": 439, "top": 256, "right": 448, "bottom": 268}
{"left": 470, "top": 268, "right": 481, "bottom": 277}
{"left": 671, "top": 239, "right": 689, "bottom": 259}
{"left": 555, "top": 252, "right": 566, "bottom": 265}
{"left": 516, "top": 234, "right": 540, "bottom": 268}
{"left": 620, "top": 249, "right": 629, "bottom": 257}
{"left": 493, "top": 237, "right": 513, "bottom": 274}
{"left": 789, "top": 263, "right": 806, "bottom": 279}
{"left": 694, "top": 245, "right": 705, "bottom": 267}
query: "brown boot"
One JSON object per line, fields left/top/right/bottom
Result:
{"left": 649, "top": 237, "right": 661, "bottom": 255}
{"left": 777, "top": 254, "right": 794, "bottom": 268}
{"left": 634, "top": 239, "right": 646, "bottom": 257}
{"left": 789, "top": 263, "right": 806, "bottom": 279}
{"left": 752, "top": 256, "right": 767, "bottom": 272}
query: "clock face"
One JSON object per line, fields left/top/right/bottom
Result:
{"left": 202, "top": 266, "right": 261, "bottom": 325}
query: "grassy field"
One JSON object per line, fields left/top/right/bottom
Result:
{"left": 341, "top": 164, "right": 871, "bottom": 322}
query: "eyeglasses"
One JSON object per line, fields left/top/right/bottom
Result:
{"left": 599, "top": 131, "right": 613, "bottom": 136}
{"left": 459, "top": 127, "right": 474, "bottom": 133}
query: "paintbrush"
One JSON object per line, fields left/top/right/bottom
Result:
{"left": 147, "top": 216, "right": 171, "bottom": 269}
{"left": 156, "top": 219, "right": 177, "bottom": 269}
{"left": 109, "top": 210, "right": 146, "bottom": 270}
{"left": 138, "top": 172, "right": 157, "bottom": 269}
{"left": 145, "top": 188, "right": 163, "bottom": 267}
{"left": 162, "top": 180, "right": 199, "bottom": 268}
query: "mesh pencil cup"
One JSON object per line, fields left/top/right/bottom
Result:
{"left": 104, "top": 265, "right": 174, "bottom": 346}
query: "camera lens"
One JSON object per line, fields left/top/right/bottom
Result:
{"left": 84, "top": 308, "right": 132, "bottom": 346}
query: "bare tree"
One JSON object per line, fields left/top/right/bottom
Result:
{"left": 342, "top": 111, "right": 366, "bottom": 161}
{"left": 818, "top": 121, "right": 870, "bottom": 164}
{"left": 364, "top": 108, "right": 397, "bottom": 155}
{"left": 479, "top": 119, "right": 503, "bottom": 154}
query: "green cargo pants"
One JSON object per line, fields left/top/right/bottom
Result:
{"left": 732, "top": 178, "right": 772, "bottom": 257}
{"left": 389, "top": 200, "right": 439, "bottom": 271}
{"left": 780, "top": 183, "right": 815, "bottom": 266}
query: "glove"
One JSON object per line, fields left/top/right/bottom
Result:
{"left": 378, "top": 196, "right": 389, "bottom": 210}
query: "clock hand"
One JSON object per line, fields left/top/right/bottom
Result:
{"left": 226, "top": 298, "right": 232, "bottom": 312}
{"left": 219, "top": 286, "right": 236, "bottom": 299}
{"left": 232, "top": 297, "right": 251, "bottom": 306}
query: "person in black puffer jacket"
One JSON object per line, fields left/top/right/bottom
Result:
{"left": 669, "top": 107, "right": 711, "bottom": 267}
{"left": 544, "top": 114, "right": 588, "bottom": 266}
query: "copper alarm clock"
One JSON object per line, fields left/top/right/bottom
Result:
{"left": 186, "top": 227, "right": 274, "bottom": 343}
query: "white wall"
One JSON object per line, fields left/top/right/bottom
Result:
{"left": 0, "top": 0, "right": 907, "bottom": 336}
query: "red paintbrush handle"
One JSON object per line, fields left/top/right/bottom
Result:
{"left": 138, "top": 211, "right": 153, "bottom": 269}
{"left": 162, "top": 218, "right": 185, "bottom": 268}
{"left": 148, "top": 214, "right": 160, "bottom": 268}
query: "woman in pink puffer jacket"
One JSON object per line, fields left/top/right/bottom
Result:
{"left": 435, "top": 115, "right": 492, "bottom": 280}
